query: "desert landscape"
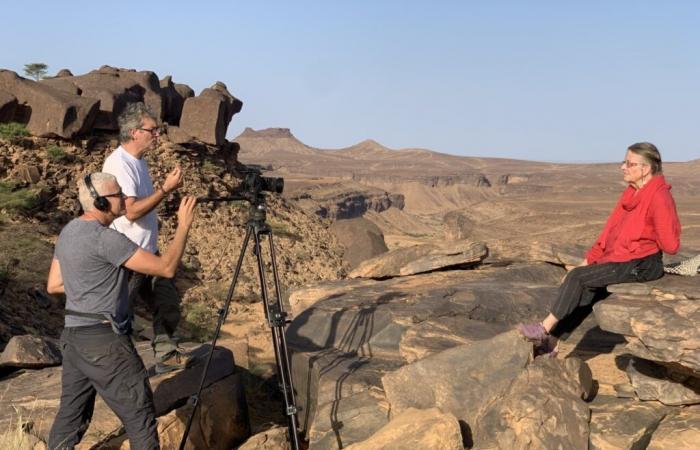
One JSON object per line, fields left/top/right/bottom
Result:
{"left": 1, "top": 65, "right": 700, "bottom": 450}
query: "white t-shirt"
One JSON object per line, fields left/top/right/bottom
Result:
{"left": 102, "top": 146, "right": 159, "bottom": 253}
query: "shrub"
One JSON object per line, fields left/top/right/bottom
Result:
{"left": 46, "top": 144, "right": 68, "bottom": 162}
{"left": 0, "top": 181, "right": 41, "bottom": 212}
{"left": 0, "top": 123, "right": 30, "bottom": 144}
{"left": 182, "top": 302, "right": 217, "bottom": 342}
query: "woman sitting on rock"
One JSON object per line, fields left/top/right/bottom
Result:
{"left": 519, "top": 142, "right": 681, "bottom": 356}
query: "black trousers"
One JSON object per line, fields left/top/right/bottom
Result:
{"left": 550, "top": 252, "right": 663, "bottom": 340}
{"left": 48, "top": 324, "right": 159, "bottom": 450}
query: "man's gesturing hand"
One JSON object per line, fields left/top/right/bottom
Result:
{"left": 162, "top": 165, "right": 183, "bottom": 193}
{"left": 177, "top": 196, "right": 197, "bottom": 230}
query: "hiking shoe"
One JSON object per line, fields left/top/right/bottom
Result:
{"left": 155, "top": 349, "right": 194, "bottom": 375}
{"left": 535, "top": 335, "right": 559, "bottom": 358}
{"left": 517, "top": 323, "right": 549, "bottom": 346}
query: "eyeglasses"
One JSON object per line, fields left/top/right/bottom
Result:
{"left": 138, "top": 127, "right": 162, "bottom": 136}
{"left": 621, "top": 160, "right": 647, "bottom": 168}
{"left": 102, "top": 191, "right": 125, "bottom": 198}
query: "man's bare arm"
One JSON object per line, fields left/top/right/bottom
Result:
{"left": 47, "top": 258, "right": 65, "bottom": 294}
{"left": 123, "top": 166, "right": 183, "bottom": 221}
{"left": 124, "top": 196, "right": 196, "bottom": 277}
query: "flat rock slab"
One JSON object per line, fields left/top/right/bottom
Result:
{"left": 595, "top": 296, "right": 700, "bottom": 377}
{"left": 647, "top": 406, "right": 700, "bottom": 449}
{"left": 344, "top": 407, "right": 463, "bottom": 450}
{"left": 0, "top": 335, "right": 61, "bottom": 369}
{"left": 626, "top": 357, "right": 700, "bottom": 406}
{"left": 588, "top": 396, "right": 669, "bottom": 450}
{"left": 349, "top": 240, "right": 487, "bottom": 279}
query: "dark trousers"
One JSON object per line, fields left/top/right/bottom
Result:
{"left": 128, "top": 271, "right": 181, "bottom": 361}
{"left": 550, "top": 252, "right": 663, "bottom": 340}
{"left": 48, "top": 325, "right": 159, "bottom": 450}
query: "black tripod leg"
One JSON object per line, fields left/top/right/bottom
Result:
{"left": 253, "top": 230, "right": 301, "bottom": 450}
{"left": 179, "top": 225, "right": 253, "bottom": 450}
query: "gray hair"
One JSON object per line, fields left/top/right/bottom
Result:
{"left": 118, "top": 102, "right": 157, "bottom": 143}
{"left": 628, "top": 142, "right": 663, "bottom": 174}
{"left": 78, "top": 172, "right": 118, "bottom": 211}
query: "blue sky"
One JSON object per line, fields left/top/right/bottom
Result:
{"left": 2, "top": 1, "right": 699, "bottom": 162}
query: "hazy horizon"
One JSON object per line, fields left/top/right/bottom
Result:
{"left": 3, "top": 1, "right": 699, "bottom": 163}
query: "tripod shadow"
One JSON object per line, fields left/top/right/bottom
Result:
{"left": 292, "top": 291, "right": 405, "bottom": 448}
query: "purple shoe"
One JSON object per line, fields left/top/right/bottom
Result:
{"left": 517, "top": 323, "right": 549, "bottom": 346}
{"left": 535, "top": 335, "right": 559, "bottom": 358}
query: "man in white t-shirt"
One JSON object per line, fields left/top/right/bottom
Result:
{"left": 103, "top": 102, "right": 187, "bottom": 374}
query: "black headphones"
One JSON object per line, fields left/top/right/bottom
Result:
{"left": 84, "top": 174, "right": 110, "bottom": 212}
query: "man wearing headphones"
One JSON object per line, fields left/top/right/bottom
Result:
{"left": 46, "top": 172, "right": 197, "bottom": 449}
{"left": 102, "top": 102, "right": 186, "bottom": 374}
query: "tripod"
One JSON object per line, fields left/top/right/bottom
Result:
{"left": 180, "top": 195, "right": 301, "bottom": 450}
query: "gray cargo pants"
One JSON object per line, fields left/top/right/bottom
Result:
{"left": 128, "top": 271, "right": 181, "bottom": 362}
{"left": 48, "top": 324, "right": 159, "bottom": 450}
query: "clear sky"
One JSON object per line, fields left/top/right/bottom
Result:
{"left": 2, "top": 1, "right": 699, "bottom": 162}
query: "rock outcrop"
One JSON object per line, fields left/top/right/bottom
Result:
{"left": 180, "top": 82, "right": 242, "bottom": 145}
{"left": 0, "top": 70, "right": 99, "bottom": 138}
{"left": 349, "top": 240, "right": 487, "bottom": 278}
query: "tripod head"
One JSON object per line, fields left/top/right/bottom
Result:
{"left": 197, "top": 165, "right": 284, "bottom": 229}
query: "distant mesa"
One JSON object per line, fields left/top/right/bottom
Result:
{"left": 0, "top": 66, "right": 243, "bottom": 146}
{"left": 239, "top": 127, "right": 295, "bottom": 139}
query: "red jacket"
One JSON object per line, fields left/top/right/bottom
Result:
{"left": 587, "top": 175, "right": 681, "bottom": 264}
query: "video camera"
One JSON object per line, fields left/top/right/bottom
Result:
{"left": 199, "top": 165, "right": 283, "bottom": 205}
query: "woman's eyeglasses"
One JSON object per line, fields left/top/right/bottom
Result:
{"left": 621, "top": 160, "right": 646, "bottom": 168}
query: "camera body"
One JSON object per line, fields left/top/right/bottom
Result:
{"left": 240, "top": 168, "right": 284, "bottom": 195}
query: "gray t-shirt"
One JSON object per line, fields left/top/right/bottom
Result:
{"left": 54, "top": 219, "right": 138, "bottom": 334}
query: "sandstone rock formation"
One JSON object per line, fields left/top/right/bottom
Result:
{"left": 349, "top": 240, "right": 487, "bottom": 278}
{"left": 0, "top": 70, "right": 99, "bottom": 138}
{"left": 180, "top": 82, "right": 242, "bottom": 145}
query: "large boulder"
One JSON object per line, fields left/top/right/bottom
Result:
{"left": 381, "top": 331, "right": 532, "bottom": 431}
{"left": 0, "top": 70, "right": 99, "bottom": 138}
{"left": 0, "top": 335, "right": 61, "bottom": 369}
{"left": 179, "top": 82, "right": 242, "bottom": 145}
{"left": 330, "top": 217, "right": 388, "bottom": 269}
{"left": 42, "top": 66, "right": 164, "bottom": 130}
{"left": 473, "top": 357, "right": 592, "bottom": 449}
{"left": 349, "top": 240, "right": 487, "bottom": 279}
{"left": 0, "top": 89, "right": 18, "bottom": 122}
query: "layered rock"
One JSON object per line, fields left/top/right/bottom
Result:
{"left": 349, "top": 240, "right": 487, "bottom": 278}
{"left": 594, "top": 295, "right": 700, "bottom": 377}
{"left": 0, "top": 70, "right": 99, "bottom": 138}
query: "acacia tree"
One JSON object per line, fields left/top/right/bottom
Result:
{"left": 23, "top": 63, "right": 48, "bottom": 80}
